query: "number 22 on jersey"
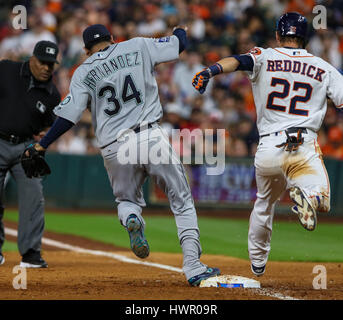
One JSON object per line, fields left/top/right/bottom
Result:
{"left": 266, "top": 77, "right": 313, "bottom": 116}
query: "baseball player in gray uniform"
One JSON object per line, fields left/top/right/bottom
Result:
{"left": 27, "top": 24, "right": 220, "bottom": 286}
{"left": 192, "top": 13, "right": 343, "bottom": 277}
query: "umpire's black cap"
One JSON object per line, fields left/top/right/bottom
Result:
{"left": 33, "top": 40, "right": 59, "bottom": 63}
{"left": 83, "top": 24, "right": 111, "bottom": 49}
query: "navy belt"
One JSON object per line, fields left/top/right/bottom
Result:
{"left": 260, "top": 127, "right": 308, "bottom": 139}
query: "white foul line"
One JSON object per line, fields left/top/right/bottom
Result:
{"left": 5, "top": 227, "right": 299, "bottom": 300}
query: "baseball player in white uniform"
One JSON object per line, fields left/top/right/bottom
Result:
{"left": 27, "top": 24, "right": 220, "bottom": 286}
{"left": 192, "top": 12, "right": 343, "bottom": 276}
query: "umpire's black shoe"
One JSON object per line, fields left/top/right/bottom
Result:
{"left": 251, "top": 264, "right": 265, "bottom": 277}
{"left": 20, "top": 249, "right": 48, "bottom": 268}
{"left": 0, "top": 252, "right": 5, "bottom": 266}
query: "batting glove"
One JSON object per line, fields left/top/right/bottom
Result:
{"left": 192, "top": 63, "right": 223, "bottom": 94}
{"left": 192, "top": 69, "right": 210, "bottom": 94}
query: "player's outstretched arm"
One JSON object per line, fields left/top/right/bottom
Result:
{"left": 192, "top": 55, "right": 253, "bottom": 94}
{"left": 192, "top": 57, "right": 239, "bottom": 94}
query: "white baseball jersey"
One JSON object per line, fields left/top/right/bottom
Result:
{"left": 54, "top": 36, "right": 179, "bottom": 148}
{"left": 246, "top": 47, "right": 343, "bottom": 136}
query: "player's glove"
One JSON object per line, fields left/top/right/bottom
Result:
{"left": 21, "top": 144, "right": 51, "bottom": 178}
{"left": 275, "top": 130, "right": 304, "bottom": 152}
{"left": 192, "top": 68, "right": 210, "bottom": 94}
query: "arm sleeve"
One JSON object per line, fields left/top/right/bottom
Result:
{"left": 172, "top": 28, "right": 188, "bottom": 53}
{"left": 53, "top": 69, "right": 90, "bottom": 124}
{"left": 245, "top": 47, "right": 265, "bottom": 82}
{"left": 140, "top": 35, "right": 180, "bottom": 67}
{"left": 231, "top": 54, "right": 254, "bottom": 71}
{"left": 39, "top": 117, "right": 74, "bottom": 149}
{"left": 326, "top": 65, "right": 343, "bottom": 108}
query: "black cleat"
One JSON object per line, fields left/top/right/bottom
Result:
{"left": 251, "top": 264, "right": 265, "bottom": 277}
{"left": 20, "top": 249, "right": 48, "bottom": 268}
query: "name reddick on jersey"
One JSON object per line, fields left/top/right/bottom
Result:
{"left": 266, "top": 59, "right": 325, "bottom": 82}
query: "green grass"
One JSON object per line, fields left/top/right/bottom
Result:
{"left": 2, "top": 240, "right": 18, "bottom": 252}
{"left": 3, "top": 211, "right": 343, "bottom": 262}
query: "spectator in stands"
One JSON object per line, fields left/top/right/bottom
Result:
{"left": 321, "top": 126, "right": 343, "bottom": 160}
{"left": 173, "top": 49, "right": 214, "bottom": 118}
{"left": 0, "top": 0, "right": 341, "bottom": 157}
{"left": 137, "top": 4, "right": 166, "bottom": 36}
{"left": 56, "top": 128, "right": 88, "bottom": 155}
{"left": 19, "top": 11, "right": 57, "bottom": 58}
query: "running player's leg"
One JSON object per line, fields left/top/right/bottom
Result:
{"left": 285, "top": 138, "right": 330, "bottom": 230}
{"left": 109, "top": 163, "right": 147, "bottom": 228}
{"left": 145, "top": 127, "right": 208, "bottom": 280}
{"left": 248, "top": 172, "right": 287, "bottom": 270}
{"left": 102, "top": 139, "right": 147, "bottom": 227}
{"left": 102, "top": 141, "right": 150, "bottom": 258}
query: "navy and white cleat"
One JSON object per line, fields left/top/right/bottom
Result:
{"left": 126, "top": 214, "right": 150, "bottom": 259}
{"left": 290, "top": 187, "right": 317, "bottom": 231}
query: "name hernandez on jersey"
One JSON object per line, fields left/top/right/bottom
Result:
{"left": 245, "top": 47, "right": 343, "bottom": 135}
{"left": 82, "top": 50, "right": 141, "bottom": 91}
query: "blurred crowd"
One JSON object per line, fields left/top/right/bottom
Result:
{"left": 1, "top": 0, "right": 343, "bottom": 159}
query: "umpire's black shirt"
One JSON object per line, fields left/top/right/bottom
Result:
{"left": 0, "top": 60, "right": 61, "bottom": 138}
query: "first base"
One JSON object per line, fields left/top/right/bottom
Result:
{"left": 199, "top": 275, "right": 261, "bottom": 288}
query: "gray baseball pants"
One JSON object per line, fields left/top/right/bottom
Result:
{"left": 0, "top": 138, "right": 45, "bottom": 256}
{"left": 101, "top": 125, "right": 207, "bottom": 280}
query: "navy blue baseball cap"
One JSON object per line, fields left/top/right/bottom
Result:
{"left": 276, "top": 12, "right": 308, "bottom": 39}
{"left": 83, "top": 24, "right": 111, "bottom": 49}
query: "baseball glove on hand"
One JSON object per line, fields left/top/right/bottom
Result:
{"left": 21, "top": 144, "right": 51, "bottom": 178}
{"left": 192, "top": 69, "right": 210, "bottom": 94}
{"left": 276, "top": 130, "right": 304, "bottom": 152}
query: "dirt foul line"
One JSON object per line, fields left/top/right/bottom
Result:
{"left": 5, "top": 227, "right": 299, "bottom": 301}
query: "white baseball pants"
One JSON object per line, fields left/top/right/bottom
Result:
{"left": 248, "top": 129, "right": 330, "bottom": 267}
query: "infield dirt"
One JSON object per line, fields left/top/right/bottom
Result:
{"left": 1, "top": 221, "right": 342, "bottom": 300}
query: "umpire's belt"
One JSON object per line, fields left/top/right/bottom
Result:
{"left": 0, "top": 131, "right": 32, "bottom": 144}
{"left": 260, "top": 127, "right": 308, "bottom": 139}
{"left": 100, "top": 122, "right": 156, "bottom": 149}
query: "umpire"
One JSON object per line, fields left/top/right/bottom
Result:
{"left": 0, "top": 41, "right": 60, "bottom": 267}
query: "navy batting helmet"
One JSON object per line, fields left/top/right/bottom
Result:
{"left": 276, "top": 12, "right": 307, "bottom": 39}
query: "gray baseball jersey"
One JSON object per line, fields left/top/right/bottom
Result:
{"left": 54, "top": 36, "right": 179, "bottom": 147}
